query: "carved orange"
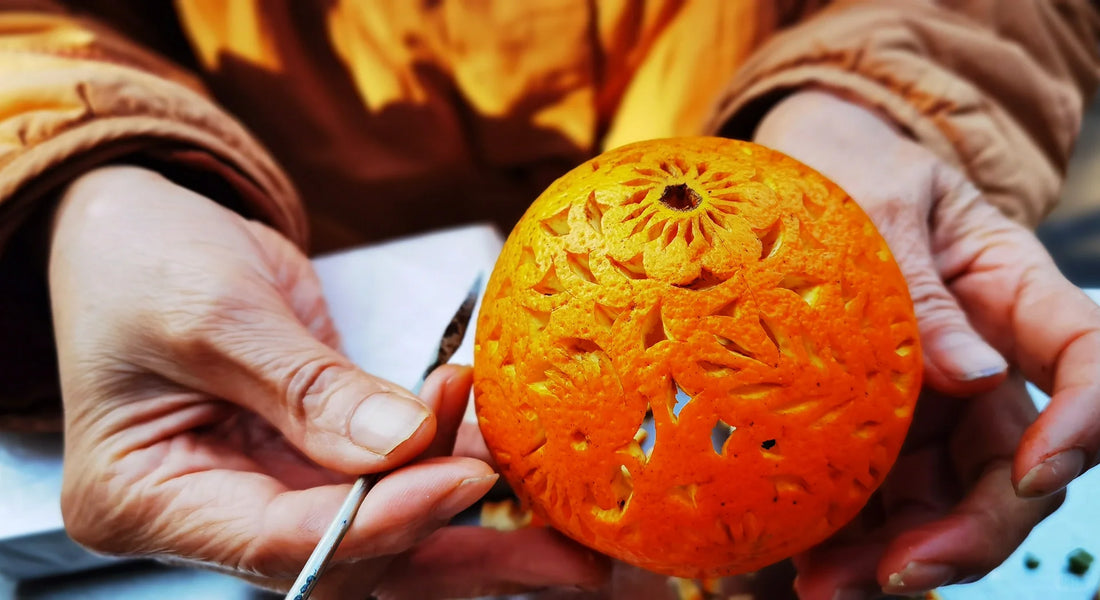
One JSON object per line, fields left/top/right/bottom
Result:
{"left": 472, "top": 137, "right": 921, "bottom": 578}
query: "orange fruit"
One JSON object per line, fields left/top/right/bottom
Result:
{"left": 472, "top": 137, "right": 921, "bottom": 578}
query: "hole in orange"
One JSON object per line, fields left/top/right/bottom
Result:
{"left": 659, "top": 183, "right": 702, "bottom": 211}
{"left": 672, "top": 380, "right": 692, "bottom": 419}
{"left": 711, "top": 420, "right": 736, "bottom": 454}
{"left": 638, "top": 407, "right": 656, "bottom": 457}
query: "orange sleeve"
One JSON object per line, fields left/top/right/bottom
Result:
{"left": 0, "top": 1, "right": 304, "bottom": 430}
{"left": 706, "top": 0, "right": 1100, "bottom": 226}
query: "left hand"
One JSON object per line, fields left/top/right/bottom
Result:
{"left": 753, "top": 89, "right": 1100, "bottom": 596}
{"left": 48, "top": 167, "right": 608, "bottom": 598}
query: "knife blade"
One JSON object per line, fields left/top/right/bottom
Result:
{"left": 285, "top": 274, "right": 484, "bottom": 600}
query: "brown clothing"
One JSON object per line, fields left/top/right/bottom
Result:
{"left": 1, "top": 0, "right": 1098, "bottom": 429}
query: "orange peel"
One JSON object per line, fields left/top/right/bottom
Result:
{"left": 473, "top": 137, "right": 921, "bottom": 578}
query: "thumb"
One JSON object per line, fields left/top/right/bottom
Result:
{"left": 212, "top": 315, "right": 436, "bottom": 474}
{"left": 156, "top": 229, "right": 437, "bottom": 474}
{"left": 872, "top": 185, "right": 1007, "bottom": 396}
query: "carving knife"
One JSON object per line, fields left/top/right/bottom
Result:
{"left": 285, "top": 274, "right": 484, "bottom": 600}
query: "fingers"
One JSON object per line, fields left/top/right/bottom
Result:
{"left": 895, "top": 236, "right": 1008, "bottom": 395}
{"left": 796, "top": 376, "right": 1046, "bottom": 598}
{"left": 942, "top": 210, "right": 1100, "bottom": 497}
{"left": 374, "top": 527, "right": 611, "bottom": 599}
{"left": 212, "top": 322, "right": 436, "bottom": 474}
{"left": 932, "top": 167, "right": 1100, "bottom": 496}
{"left": 248, "top": 518, "right": 606, "bottom": 599}
{"left": 254, "top": 458, "right": 497, "bottom": 571}
{"left": 875, "top": 460, "right": 1062, "bottom": 595}
{"left": 793, "top": 511, "right": 924, "bottom": 600}
{"left": 877, "top": 173, "right": 1006, "bottom": 395}
{"left": 1016, "top": 392, "right": 1100, "bottom": 498}
{"left": 65, "top": 454, "right": 496, "bottom": 580}
{"left": 418, "top": 365, "right": 475, "bottom": 459}
{"left": 454, "top": 420, "right": 495, "bottom": 465}
{"left": 793, "top": 447, "right": 954, "bottom": 600}
{"left": 877, "top": 376, "right": 1059, "bottom": 594}
{"left": 145, "top": 257, "right": 438, "bottom": 474}
{"left": 949, "top": 372, "right": 1038, "bottom": 486}
{"left": 1010, "top": 268, "right": 1100, "bottom": 495}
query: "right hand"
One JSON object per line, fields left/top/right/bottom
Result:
{"left": 48, "top": 166, "right": 608, "bottom": 598}
{"left": 755, "top": 89, "right": 1093, "bottom": 598}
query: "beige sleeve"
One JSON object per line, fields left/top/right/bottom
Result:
{"left": 707, "top": 0, "right": 1100, "bottom": 226}
{"left": 0, "top": 2, "right": 305, "bottom": 430}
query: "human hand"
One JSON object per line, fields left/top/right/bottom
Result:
{"left": 791, "top": 374, "right": 1059, "bottom": 598}
{"left": 754, "top": 90, "right": 1100, "bottom": 595}
{"left": 48, "top": 166, "right": 608, "bottom": 598}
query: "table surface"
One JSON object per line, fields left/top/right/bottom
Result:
{"left": 2, "top": 230, "right": 1097, "bottom": 600}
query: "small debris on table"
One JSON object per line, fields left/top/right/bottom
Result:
{"left": 1067, "top": 548, "right": 1094, "bottom": 576}
{"left": 1024, "top": 553, "right": 1041, "bottom": 570}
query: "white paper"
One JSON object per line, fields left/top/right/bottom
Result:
{"left": 312, "top": 223, "right": 503, "bottom": 388}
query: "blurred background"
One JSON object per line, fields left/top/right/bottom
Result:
{"left": 1038, "top": 101, "right": 1100, "bottom": 288}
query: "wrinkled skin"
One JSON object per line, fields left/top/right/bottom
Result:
{"left": 49, "top": 167, "right": 609, "bottom": 598}
{"left": 754, "top": 90, "right": 1100, "bottom": 598}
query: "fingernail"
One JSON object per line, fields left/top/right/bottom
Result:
{"left": 933, "top": 331, "right": 1007, "bottom": 381}
{"left": 349, "top": 393, "right": 430, "bottom": 454}
{"left": 831, "top": 589, "right": 869, "bottom": 600}
{"left": 1017, "top": 448, "right": 1086, "bottom": 497}
{"left": 432, "top": 474, "right": 498, "bottom": 520}
{"left": 884, "top": 562, "right": 955, "bottom": 593}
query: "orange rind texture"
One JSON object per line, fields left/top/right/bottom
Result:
{"left": 473, "top": 137, "right": 921, "bottom": 578}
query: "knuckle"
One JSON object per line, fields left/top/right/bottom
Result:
{"left": 931, "top": 162, "right": 981, "bottom": 213}
{"left": 932, "top": 196, "right": 1017, "bottom": 258}
{"left": 904, "top": 272, "right": 962, "bottom": 328}
{"left": 281, "top": 358, "right": 352, "bottom": 424}
{"left": 1013, "top": 262, "right": 1071, "bottom": 320}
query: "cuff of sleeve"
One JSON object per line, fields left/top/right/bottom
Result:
{"left": 698, "top": 0, "right": 1084, "bottom": 229}
{"left": 0, "top": 62, "right": 306, "bottom": 245}
{"left": 706, "top": 63, "right": 1060, "bottom": 227}
{"left": 0, "top": 64, "right": 306, "bottom": 431}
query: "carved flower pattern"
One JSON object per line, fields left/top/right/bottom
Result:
{"left": 599, "top": 152, "right": 784, "bottom": 285}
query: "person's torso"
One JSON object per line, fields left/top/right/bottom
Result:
{"left": 175, "top": 0, "right": 779, "bottom": 250}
